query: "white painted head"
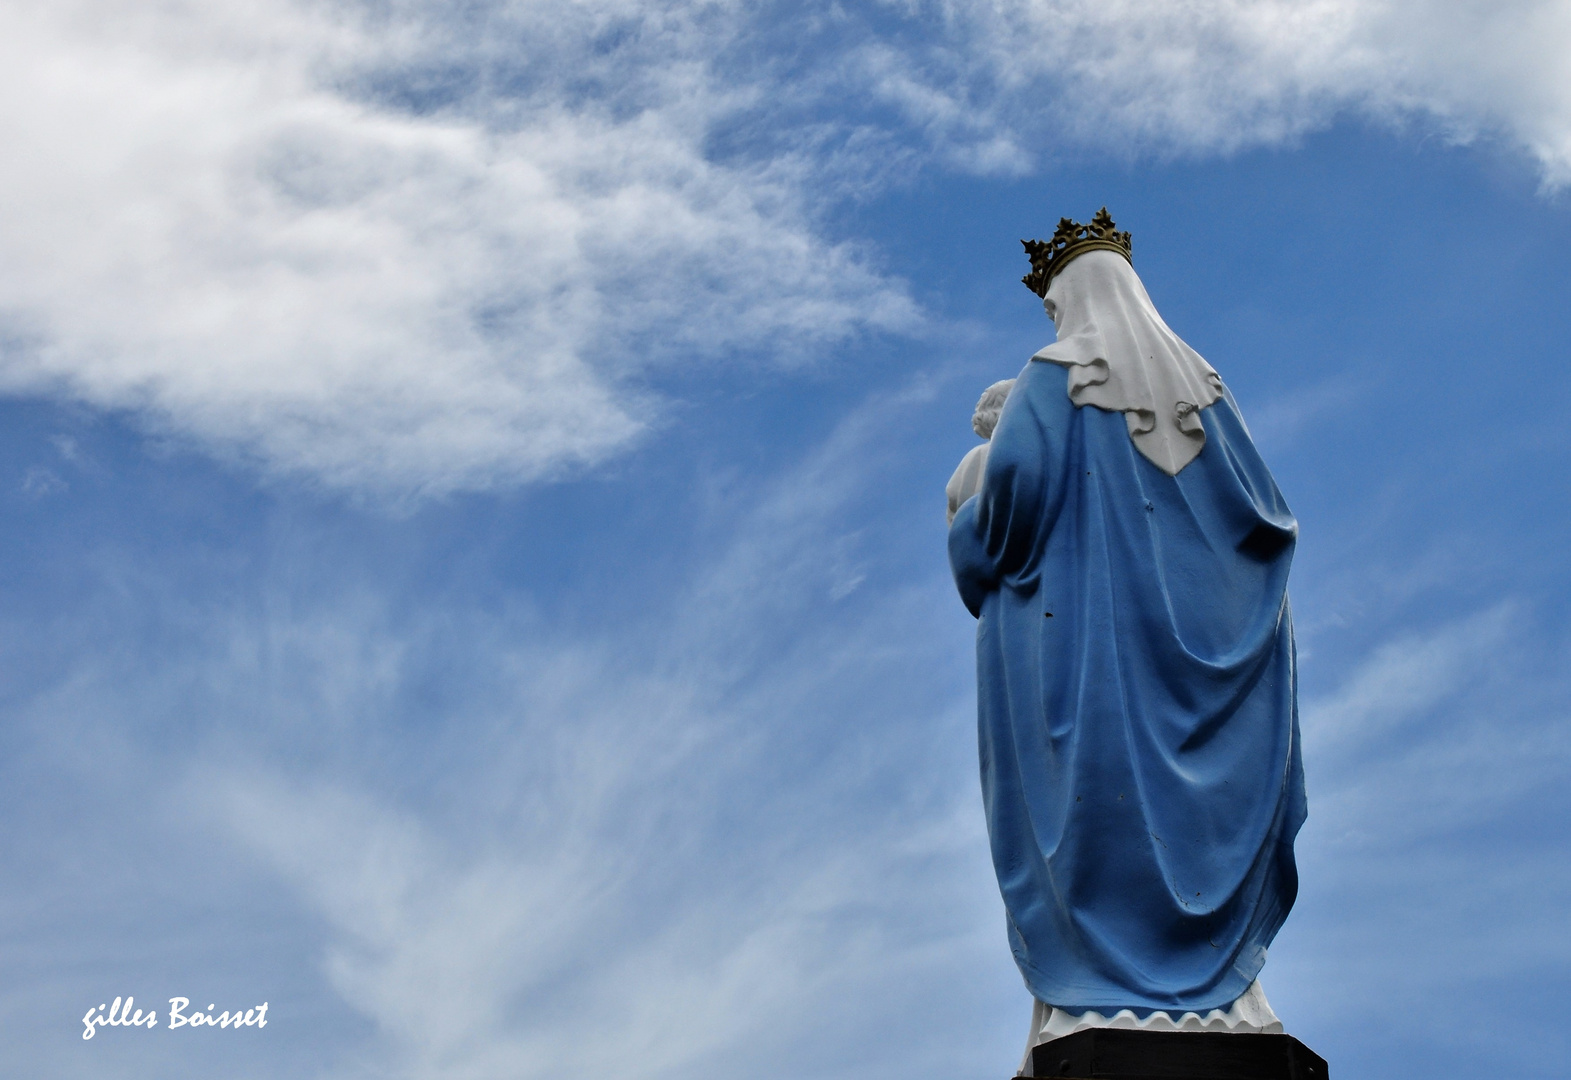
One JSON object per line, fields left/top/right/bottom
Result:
{"left": 972, "top": 379, "right": 1015, "bottom": 440}
{"left": 1033, "top": 250, "right": 1222, "bottom": 475}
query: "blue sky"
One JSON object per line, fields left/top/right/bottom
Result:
{"left": 2, "top": 1, "right": 1570, "bottom": 1078}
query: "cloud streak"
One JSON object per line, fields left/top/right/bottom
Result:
{"left": 1279, "top": 598, "right": 1571, "bottom": 1056}
{"left": 0, "top": 386, "right": 1007, "bottom": 1079}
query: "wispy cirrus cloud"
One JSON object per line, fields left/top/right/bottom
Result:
{"left": 0, "top": 385, "right": 1008, "bottom": 1079}
{"left": 1278, "top": 599, "right": 1571, "bottom": 1053}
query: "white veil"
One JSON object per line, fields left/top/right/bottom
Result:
{"left": 1032, "top": 250, "right": 1223, "bottom": 476}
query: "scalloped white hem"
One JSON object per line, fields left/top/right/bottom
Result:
{"left": 1017, "top": 980, "right": 1283, "bottom": 1076}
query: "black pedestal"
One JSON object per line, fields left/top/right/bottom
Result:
{"left": 1024, "top": 1030, "right": 1328, "bottom": 1080}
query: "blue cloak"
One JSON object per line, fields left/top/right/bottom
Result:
{"left": 948, "top": 357, "right": 1306, "bottom": 1014}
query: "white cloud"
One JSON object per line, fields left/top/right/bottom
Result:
{"left": 0, "top": 0, "right": 913, "bottom": 496}
{"left": 874, "top": 0, "right": 1571, "bottom": 183}
{"left": 7, "top": 0, "right": 1571, "bottom": 497}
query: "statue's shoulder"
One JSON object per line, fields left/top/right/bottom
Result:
{"left": 1000, "top": 357, "right": 1077, "bottom": 430}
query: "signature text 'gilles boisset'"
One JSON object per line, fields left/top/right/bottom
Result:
{"left": 82, "top": 997, "right": 269, "bottom": 1039}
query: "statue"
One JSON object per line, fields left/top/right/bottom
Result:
{"left": 947, "top": 211, "right": 1308, "bottom": 1069}
{"left": 947, "top": 379, "right": 1015, "bottom": 525}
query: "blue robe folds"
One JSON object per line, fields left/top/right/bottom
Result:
{"left": 948, "top": 357, "right": 1306, "bottom": 1015}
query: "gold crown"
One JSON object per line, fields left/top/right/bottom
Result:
{"left": 1021, "top": 208, "right": 1133, "bottom": 297}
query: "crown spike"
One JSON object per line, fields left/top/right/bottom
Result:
{"left": 1021, "top": 208, "right": 1133, "bottom": 297}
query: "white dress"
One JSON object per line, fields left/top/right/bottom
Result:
{"left": 946, "top": 441, "right": 990, "bottom": 525}
{"left": 1017, "top": 980, "right": 1284, "bottom": 1077}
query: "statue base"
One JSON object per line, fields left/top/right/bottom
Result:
{"left": 1024, "top": 1030, "right": 1328, "bottom": 1080}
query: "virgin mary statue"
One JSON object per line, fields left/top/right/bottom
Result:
{"left": 948, "top": 211, "right": 1306, "bottom": 1056}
